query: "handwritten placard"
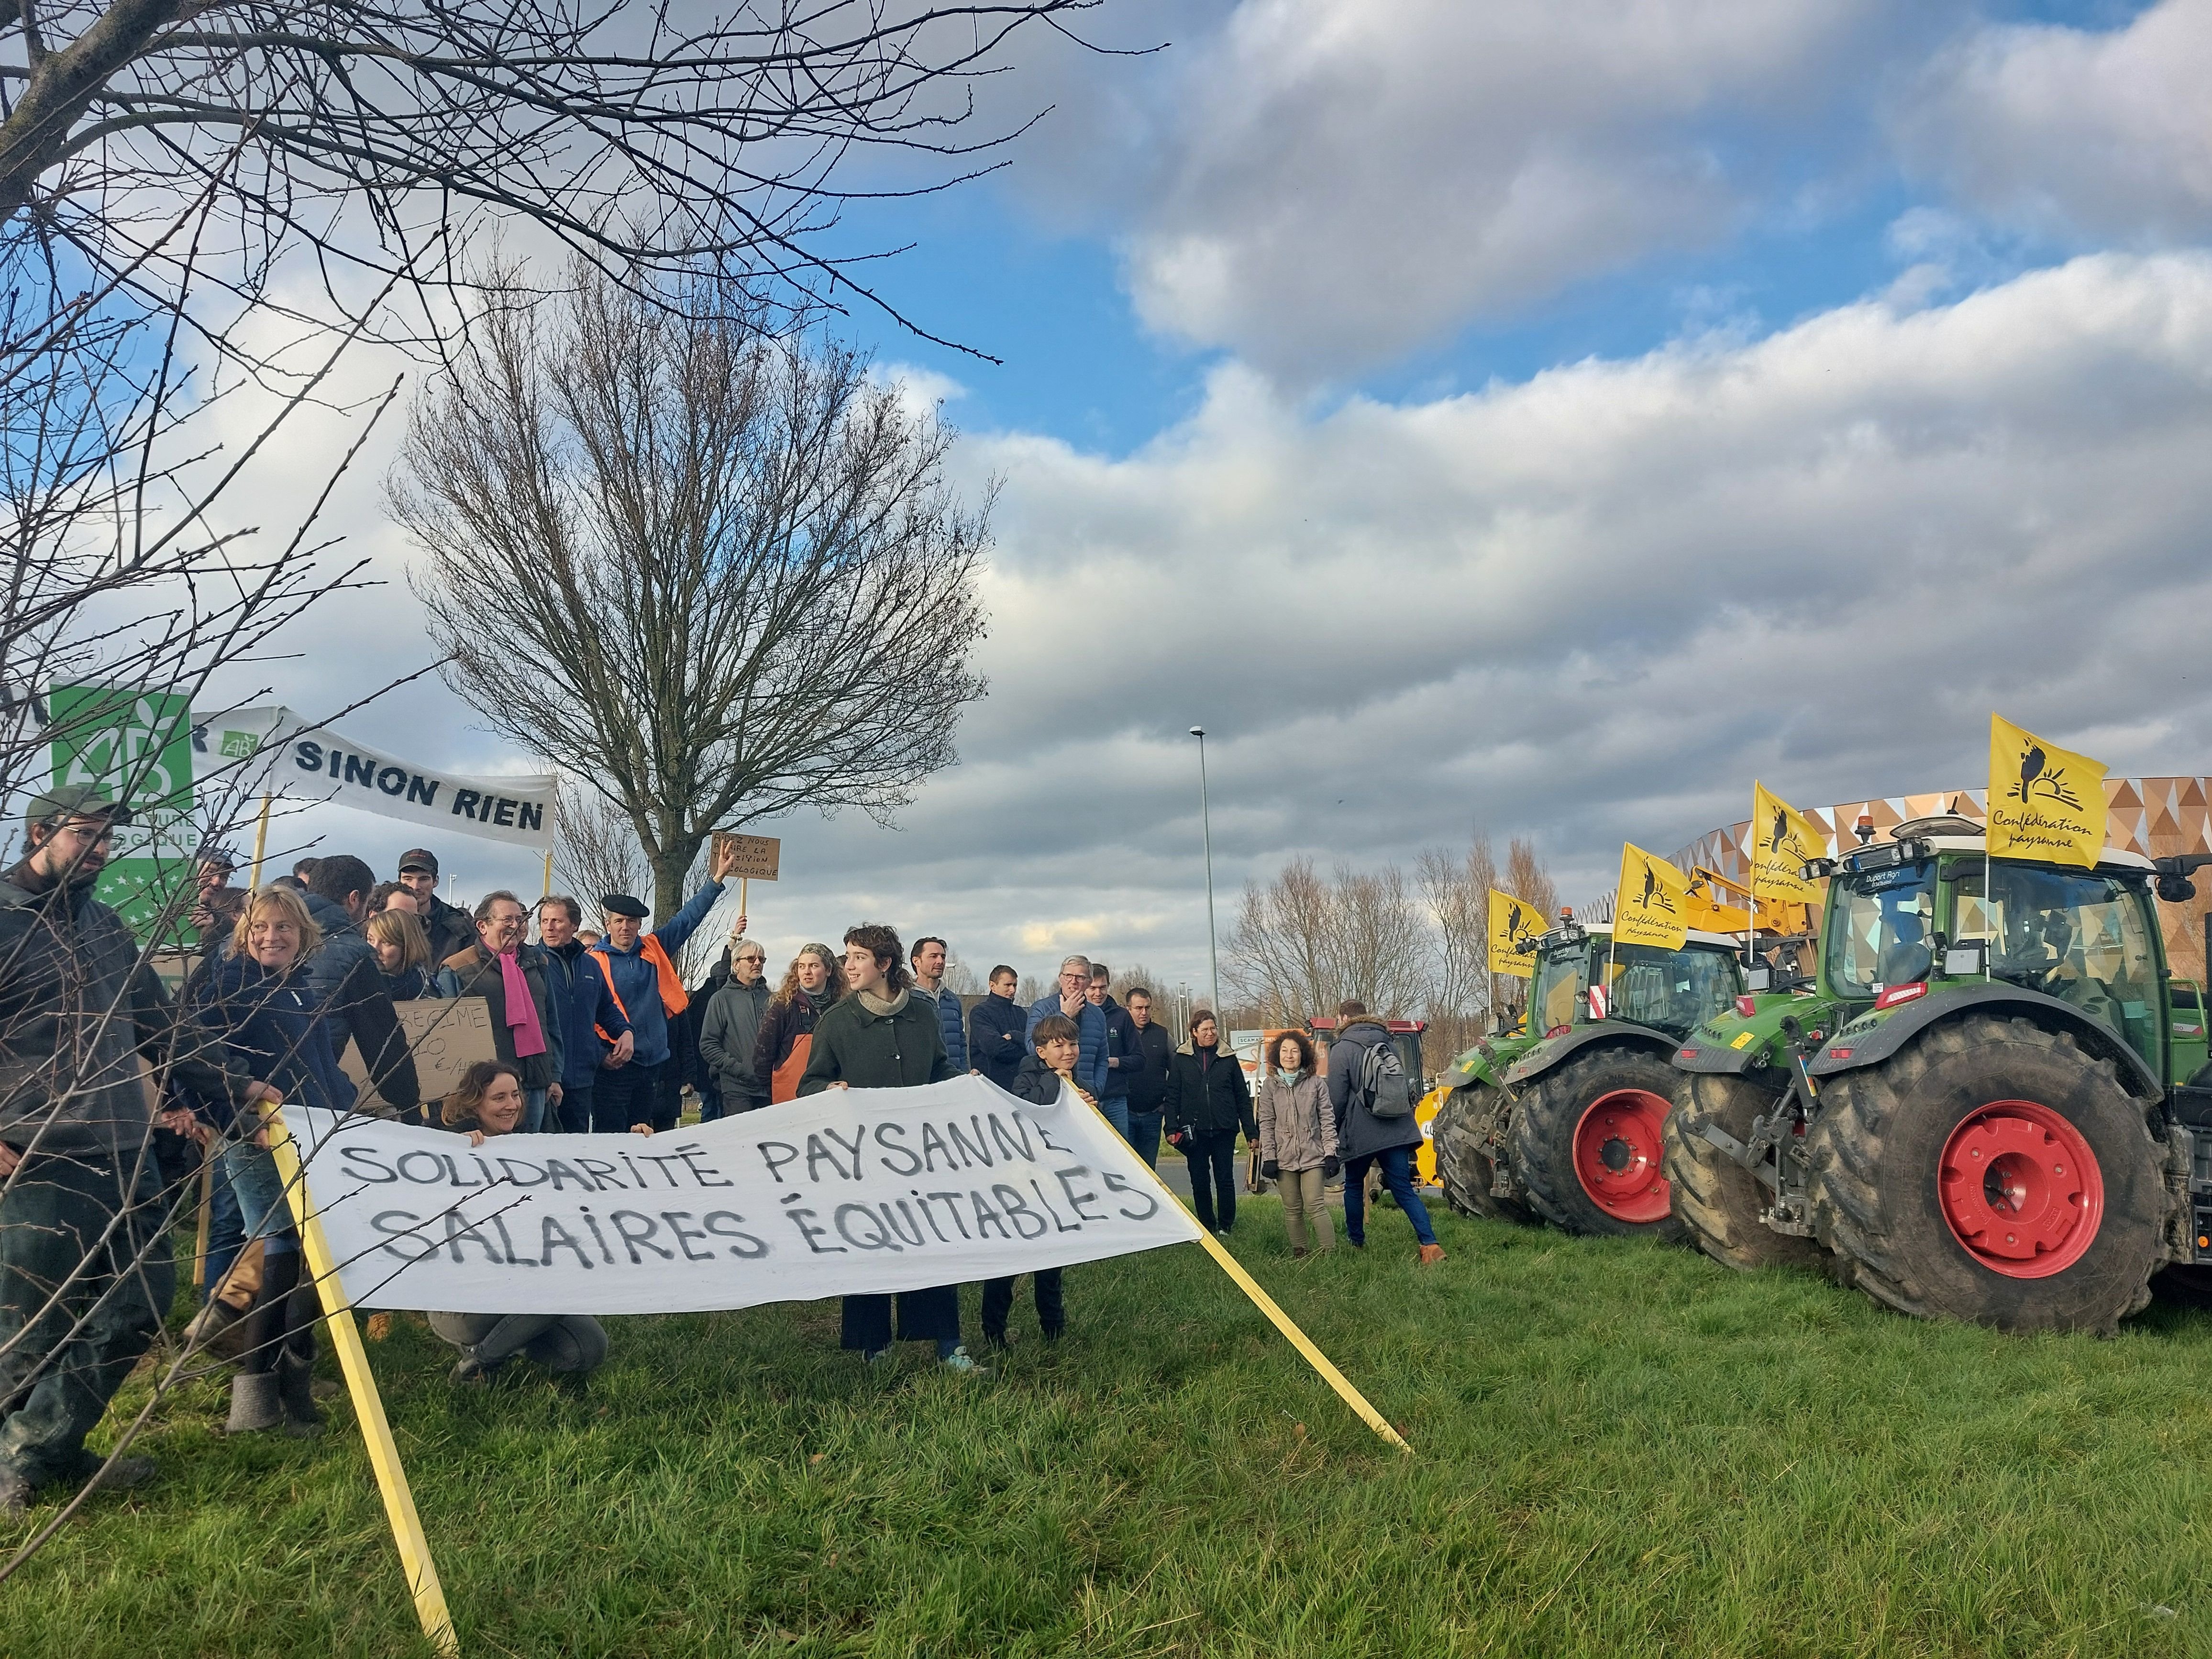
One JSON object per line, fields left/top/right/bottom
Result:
{"left": 341, "top": 996, "right": 500, "bottom": 1113}
{"left": 712, "top": 831, "right": 781, "bottom": 882}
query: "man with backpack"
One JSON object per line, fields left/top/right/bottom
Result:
{"left": 1325, "top": 1000, "right": 1445, "bottom": 1263}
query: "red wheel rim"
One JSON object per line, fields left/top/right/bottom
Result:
{"left": 1571, "top": 1089, "right": 1672, "bottom": 1224}
{"left": 1937, "top": 1098, "right": 2104, "bottom": 1279}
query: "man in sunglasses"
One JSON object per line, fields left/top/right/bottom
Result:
{"left": 698, "top": 935, "right": 774, "bottom": 1116}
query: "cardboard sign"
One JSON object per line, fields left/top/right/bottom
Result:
{"left": 712, "top": 831, "right": 781, "bottom": 882}
{"left": 342, "top": 997, "right": 500, "bottom": 1114}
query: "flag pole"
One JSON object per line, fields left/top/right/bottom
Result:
{"left": 246, "top": 794, "right": 272, "bottom": 888}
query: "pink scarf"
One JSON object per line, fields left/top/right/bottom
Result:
{"left": 499, "top": 950, "right": 547, "bottom": 1059}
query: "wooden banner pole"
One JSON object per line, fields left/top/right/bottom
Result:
{"left": 264, "top": 1105, "right": 461, "bottom": 1657}
{"left": 1077, "top": 1093, "right": 1409, "bottom": 1454}
{"left": 739, "top": 876, "right": 748, "bottom": 919}
{"left": 245, "top": 794, "right": 273, "bottom": 888}
{"left": 190, "top": 1147, "right": 213, "bottom": 1290}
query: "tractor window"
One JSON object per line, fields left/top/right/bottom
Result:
{"left": 1533, "top": 942, "right": 1588, "bottom": 1033}
{"left": 1826, "top": 859, "right": 1936, "bottom": 998}
{"left": 1951, "top": 863, "right": 2160, "bottom": 1067}
{"left": 1602, "top": 944, "right": 1744, "bottom": 1036}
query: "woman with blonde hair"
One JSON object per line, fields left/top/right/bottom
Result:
{"left": 193, "top": 884, "right": 354, "bottom": 1438}
{"left": 365, "top": 906, "right": 438, "bottom": 1001}
{"left": 751, "top": 942, "right": 841, "bottom": 1103}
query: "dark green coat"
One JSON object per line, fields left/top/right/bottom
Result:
{"left": 796, "top": 991, "right": 956, "bottom": 1093}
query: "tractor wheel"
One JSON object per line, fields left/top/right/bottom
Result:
{"left": 1663, "top": 1073, "right": 1827, "bottom": 1273}
{"left": 1507, "top": 1046, "right": 1686, "bottom": 1241}
{"left": 1807, "top": 1014, "right": 2166, "bottom": 1334}
{"left": 1432, "top": 1084, "right": 1536, "bottom": 1223}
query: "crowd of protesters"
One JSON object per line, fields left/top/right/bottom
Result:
{"left": 0, "top": 789, "right": 1444, "bottom": 1514}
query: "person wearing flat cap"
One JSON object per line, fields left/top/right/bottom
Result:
{"left": 0, "top": 787, "right": 236, "bottom": 1515}
{"left": 586, "top": 841, "right": 745, "bottom": 1132}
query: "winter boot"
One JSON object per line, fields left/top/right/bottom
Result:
{"left": 224, "top": 1371, "right": 283, "bottom": 1434}
{"left": 1417, "top": 1243, "right": 1447, "bottom": 1266}
{"left": 276, "top": 1288, "right": 325, "bottom": 1437}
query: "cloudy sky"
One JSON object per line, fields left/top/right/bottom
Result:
{"left": 187, "top": 0, "right": 2212, "bottom": 995}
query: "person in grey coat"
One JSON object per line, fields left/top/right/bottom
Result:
{"left": 907, "top": 935, "right": 969, "bottom": 1072}
{"left": 697, "top": 937, "right": 773, "bottom": 1113}
{"left": 1326, "top": 1001, "right": 1443, "bottom": 1262}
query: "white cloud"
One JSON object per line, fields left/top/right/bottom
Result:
{"left": 157, "top": 252, "right": 2212, "bottom": 995}
{"left": 1031, "top": 0, "right": 1922, "bottom": 379}
{"left": 1895, "top": 0, "right": 2212, "bottom": 242}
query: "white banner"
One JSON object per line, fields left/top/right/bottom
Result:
{"left": 195, "top": 706, "right": 556, "bottom": 852}
{"left": 283, "top": 1075, "right": 1201, "bottom": 1315}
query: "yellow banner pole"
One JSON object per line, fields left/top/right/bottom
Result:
{"left": 264, "top": 1105, "right": 461, "bottom": 1657}
{"left": 190, "top": 1147, "right": 213, "bottom": 1290}
{"left": 541, "top": 847, "right": 553, "bottom": 901}
{"left": 1079, "top": 1093, "right": 1409, "bottom": 1454}
{"left": 245, "top": 794, "right": 273, "bottom": 888}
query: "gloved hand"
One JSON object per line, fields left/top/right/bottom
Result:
{"left": 1321, "top": 1155, "right": 1340, "bottom": 1179}
{"left": 1261, "top": 1159, "right": 1280, "bottom": 1180}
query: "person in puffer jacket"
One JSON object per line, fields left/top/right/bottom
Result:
{"left": 980, "top": 1016, "right": 1090, "bottom": 1348}
{"left": 1254, "top": 1030, "right": 1337, "bottom": 1256}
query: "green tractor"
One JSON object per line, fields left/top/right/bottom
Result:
{"left": 1431, "top": 913, "right": 1747, "bottom": 1239}
{"left": 1669, "top": 813, "right": 2212, "bottom": 1332}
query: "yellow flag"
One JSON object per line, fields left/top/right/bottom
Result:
{"left": 1487, "top": 888, "right": 1542, "bottom": 978}
{"left": 1613, "top": 843, "right": 1692, "bottom": 951}
{"left": 1749, "top": 781, "right": 1825, "bottom": 903}
{"left": 1987, "top": 714, "right": 2108, "bottom": 867}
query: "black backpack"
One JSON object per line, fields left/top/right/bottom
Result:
{"left": 1352, "top": 1036, "right": 1413, "bottom": 1119}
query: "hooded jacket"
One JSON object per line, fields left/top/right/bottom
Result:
{"left": 437, "top": 940, "right": 563, "bottom": 1091}
{"left": 754, "top": 984, "right": 834, "bottom": 1081}
{"left": 419, "top": 893, "right": 476, "bottom": 969}
{"left": 1007, "top": 1049, "right": 1073, "bottom": 1108}
{"left": 1163, "top": 1038, "right": 1255, "bottom": 1141}
{"left": 969, "top": 993, "right": 1028, "bottom": 1090}
{"left": 1098, "top": 995, "right": 1140, "bottom": 1101}
{"left": 0, "top": 863, "right": 233, "bottom": 1155}
{"left": 302, "top": 891, "right": 421, "bottom": 1115}
{"left": 698, "top": 977, "right": 772, "bottom": 1107}
{"left": 1256, "top": 1069, "right": 1337, "bottom": 1172}
{"left": 1327, "top": 1020, "right": 1425, "bottom": 1160}
{"left": 796, "top": 988, "right": 958, "bottom": 1093}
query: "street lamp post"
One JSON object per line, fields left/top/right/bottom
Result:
{"left": 1190, "top": 726, "right": 1222, "bottom": 1021}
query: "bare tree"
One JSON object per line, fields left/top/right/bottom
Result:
{"left": 1416, "top": 831, "right": 1498, "bottom": 1059}
{"left": 1226, "top": 857, "right": 1429, "bottom": 1026}
{"left": 551, "top": 775, "right": 647, "bottom": 915}
{"left": 396, "top": 263, "right": 989, "bottom": 919}
{"left": 0, "top": 0, "right": 1113, "bottom": 345}
{"left": 1506, "top": 836, "right": 1559, "bottom": 928}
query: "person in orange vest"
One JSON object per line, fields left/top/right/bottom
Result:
{"left": 589, "top": 840, "right": 741, "bottom": 1131}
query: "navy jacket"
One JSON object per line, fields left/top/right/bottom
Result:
{"left": 589, "top": 879, "right": 725, "bottom": 1068}
{"left": 195, "top": 952, "right": 357, "bottom": 1128}
{"left": 969, "top": 993, "right": 1028, "bottom": 1090}
{"left": 1025, "top": 993, "right": 1107, "bottom": 1098}
{"left": 542, "top": 938, "right": 630, "bottom": 1090}
{"left": 912, "top": 983, "right": 968, "bottom": 1071}
{"left": 299, "top": 892, "right": 420, "bottom": 1115}
{"left": 1098, "top": 997, "right": 1141, "bottom": 1101}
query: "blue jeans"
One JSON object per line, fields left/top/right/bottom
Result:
{"left": 524, "top": 1086, "right": 549, "bottom": 1134}
{"left": 1097, "top": 1095, "right": 1130, "bottom": 1142}
{"left": 204, "top": 1155, "right": 245, "bottom": 1301}
{"left": 221, "top": 1139, "right": 298, "bottom": 1254}
{"left": 1343, "top": 1146, "right": 1437, "bottom": 1248}
{"left": 1126, "top": 1110, "right": 1163, "bottom": 1169}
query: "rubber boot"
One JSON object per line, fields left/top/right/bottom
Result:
{"left": 276, "top": 1287, "right": 324, "bottom": 1437}
{"left": 224, "top": 1371, "right": 282, "bottom": 1434}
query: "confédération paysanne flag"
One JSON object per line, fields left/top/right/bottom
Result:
{"left": 1987, "top": 714, "right": 2108, "bottom": 868}
{"left": 1487, "top": 888, "right": 1543, "bottom": 978}
{"left": 1613, "top": 842, "right": 1692, "bottom": 951}
{"left": 1749, "top": 781, "right": 1826, "bottom": 904}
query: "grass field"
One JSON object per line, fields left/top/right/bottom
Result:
{"left": 15, "top": 1194, "right": 2212, "bottom": 1657}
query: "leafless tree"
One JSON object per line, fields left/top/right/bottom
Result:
{"left": 1416, "top": 832, "right": 1497, "bottom": 1057}
{"left": 1225, "top": 856, "right": 1429, "bottom": 1026}
{"left": 1, "top": 0, "right": 1116, "bottom": 349}
{"left": 395, "top": 262, "right": 989, "bottom": 919}
{"left": 551, "top": 774, "right": 647, "bottom": 914}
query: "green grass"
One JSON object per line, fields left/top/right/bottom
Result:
{"left": 17, "top": 1200, "right": 2212, "bottom": 1657}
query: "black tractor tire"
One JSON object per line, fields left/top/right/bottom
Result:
{"left": 1808, "top": 1013, "right": 2166, "bottom": 1335}
{"left": 1663, "top": 1072, "right": 1828, "bottom": 1273}
{"left": 1507, "top": 1044, "right": 1687, "bottom": 1241}
{"left": 1431, "top": 1084, "right": 1537, "bottom": 1223}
